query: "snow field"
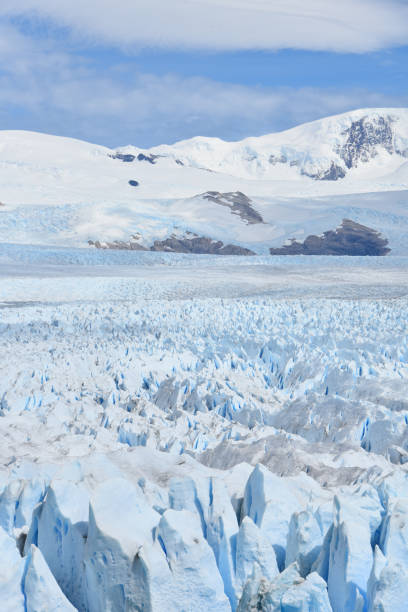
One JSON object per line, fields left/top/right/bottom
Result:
{"left": 1, "top": 112, "right": 408, "bottom": 255}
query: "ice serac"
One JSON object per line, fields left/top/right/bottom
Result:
{"left": 0, "top": 477, "right": 46, "bottom": 540}
{"left": 168, "top": 475, "right": 239, "bottom": 608}
{"left": 237, "top": 562, "right": 332, "bottom": 611}
{"left": 25, "top": 479, "right": 89, "bottom": 610}
{"left": 327, "top": 490, "right": 382, "bottom": 612}
{"left": 0, "top": 526, "right": 25, "bottom": 611}
{"left": 367, "top": 545, "right": 387, "bottom": 609}
{"left": 286, "top": 508, "right": 328, "bottom": 577}
{"left": 379, "top": 498, "right": 408, "bottom": 565}
{"left": 242, "top": 464, "right": 323, "bottom": 570}
{"left": 0, "top": 525, "right": 76, "bottom": 612}
{"left": 205, "top": 478, "right": 239, "bottom": 609}
{"left": 14, "top": 478, "right": 47, "bottom": 532}
{"left": 235, "top": 516, "right": 279, "bottom": 599}
{"left": 84, "top": 477, "right": 160, "bottom": 612}
{"left": 23, "top": 544, "right": 76, "bottom": 612}
{"left": 155, "top": 509, "right": 231, "bottom": 611}
{"left": 367, "top": 547, "right": 408, "bottom": 611}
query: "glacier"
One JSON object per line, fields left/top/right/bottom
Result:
{"left": 1, "top": 247, "right": 408, "bottom": 610}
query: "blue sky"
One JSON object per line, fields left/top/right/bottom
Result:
{"left": 0, "top": 1, "right": 407, "bottom": 147}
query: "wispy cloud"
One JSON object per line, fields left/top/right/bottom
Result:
{"left": 1, "top": 0, "right": 408, "bottom": 53}
{"left": 0, "top": 19, "right": 406, "bottom": 147}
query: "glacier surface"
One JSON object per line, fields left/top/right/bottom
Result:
{"left": 1, "top": 248, "right": 408, "bottom": 610}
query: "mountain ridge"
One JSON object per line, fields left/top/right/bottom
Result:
{"left": 142, "top": 107, "right": 408, "bottom": 181}
{"left": 0, "top": 108, "right": 408, "bottom": 254}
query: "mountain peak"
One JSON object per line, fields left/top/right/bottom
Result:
{"left": 149, "top": 107, "right": 408, "bottom": 181}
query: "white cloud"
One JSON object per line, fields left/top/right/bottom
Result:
{"left": 0, "top": 19, "right": 406, "bottom": 147}
{"left": 0, "top": 0, "right": 408, "bottom": 53}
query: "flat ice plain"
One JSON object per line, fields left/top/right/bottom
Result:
{"left": 1, "top": 245, "right": 408, "bottom": 611}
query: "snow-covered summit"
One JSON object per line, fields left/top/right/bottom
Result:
{"left": 149, "top": 108, "right": 408, "bottom": 180}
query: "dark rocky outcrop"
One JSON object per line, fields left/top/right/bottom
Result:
{"left": 338, "top": 116, "right": 394, "bottom": 169}
{"left": 89, "top": 233, "right": 255, "bottom": 255}
{"left": 110, "top": 152, "right": 160, "bottom": 164}
{"left": 269, "top": 155, "right": 346, "bottom": 181}
{"left": 395, "top": 147, "right": 408, "bottom": 158}
{"left": 302, "top": 162, "right": 346, "bottom": 181}
{"left": 137, "top": 153, "right": 159, "bottom": 164}
{"left": 110, "top": 153, "right": 136, "bottom": 162}
{"left": 269, "top": 219, "right": 390, "bottom": 256}
{"left": 151, "top": 235, "right": 255, "bottom": 255}
{"left": 88, "top": 239, "right": 148, "bottom": 251}
{"left": 201, "top": 191, "right": 264, "bottom": 224}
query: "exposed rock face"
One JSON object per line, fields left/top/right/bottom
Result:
{"left": 110, "top": 153, "right": 136, "bottom": 162}
{"left": 88, "top": 239, "right": 148, "bottom": 251}
{"left": 137, "top": 153, "right": 159, "bottom": 164}
{"left": 302, "top": 162, "right": 346, "bottom": 181}
{"left": 338, "top": 115, "right": 394, "bottom": 169}
{"left": 396, "top": 147, "right": 408, "bottom": 158}
{"left": 300, "top": 115, "right": 396, "bottom": 181}
{"left": 201, "top": 191, "right": 264, "bottom": 225}
{"left": 90, "top": 234, "right": 255, "bottom": 255}
{"left": 269, "top": 219, "right": 390, "bottom": 256}
{"left": 151, "top": 235, "right": 255, "bottom": 255}
{"left": 110, "top": 152, "right": 160, "bottom": 164}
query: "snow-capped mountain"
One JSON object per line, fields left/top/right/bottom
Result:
{"left": 0, "top": 108, "right": 408, "bottom": 254}
{"left": 147, "top": 107, "right": 408, "bottom": 181}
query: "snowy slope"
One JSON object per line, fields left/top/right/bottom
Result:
{"left": 149, "top": 108, "right": 408, "bottom": 181}
{"left": 0, "top": 109, "right": 408, "bottom": 253}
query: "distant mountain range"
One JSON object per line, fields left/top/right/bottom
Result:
{"left": 0, "top": 108, "right": 407, "bottom": 254}
{"left": 143, "top": 108, "right": 408, "bottom": 182}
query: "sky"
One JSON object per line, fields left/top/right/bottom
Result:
{"left": 0, "top": 1, "right": 407, "bottom": 148}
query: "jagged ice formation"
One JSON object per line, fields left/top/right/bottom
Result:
{"left": 1, "top": 251, "right": 408, "bottom": 610}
